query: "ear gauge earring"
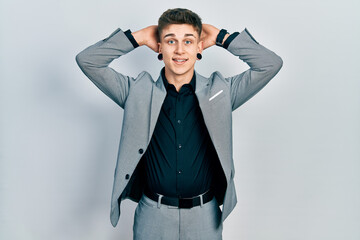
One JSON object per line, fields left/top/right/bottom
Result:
{"left": 158, "top": 53, "right": 163, "bottom": 61}
{"left": 197, "top": 53, "right": 202, "bottom": 60}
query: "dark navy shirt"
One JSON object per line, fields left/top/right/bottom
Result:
{"left": 143, "top": 68, "right": 218, "bottom": 198}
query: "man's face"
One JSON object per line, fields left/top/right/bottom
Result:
{"left": 158, "top": 24, "right": 203, "bottom": 79}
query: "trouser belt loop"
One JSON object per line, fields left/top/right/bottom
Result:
{"left": 200, "top": 193, "right": 204, "bottom": 208}
{"left": 157, "top": 194, "right": 163, "bottom": 208}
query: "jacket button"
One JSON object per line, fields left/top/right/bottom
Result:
{"left": 125, "top": 174, "right": 130, "bottom": 180}
{"left": 138, "top": 148, "right": 144, "bottom": 154}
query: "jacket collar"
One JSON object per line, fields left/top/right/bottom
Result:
{"left": 160, "top": 67, "right": 196, "bottom": 92}
{"left": 154, "top": 68, "right": 209, "bottom": 94}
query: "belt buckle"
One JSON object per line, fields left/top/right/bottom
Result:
{"left": 178, "top": 198, "right": 194, "bottom": 209}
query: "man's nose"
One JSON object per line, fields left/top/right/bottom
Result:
{"left": 175, "top": 43, "right": 185, "bottom": 54}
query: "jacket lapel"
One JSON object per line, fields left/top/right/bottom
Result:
{"left": 148, "top": 74, "right": 166, "bottom": 141}
{"left": 195, "top": 71, "right": 232, "bottom": 181}
{"left": 194, "top": 71, "right": 210, "bottom": 103}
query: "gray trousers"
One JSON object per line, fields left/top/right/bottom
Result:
{"left": 133, "top": 194, "right": 223, "bottom": 240}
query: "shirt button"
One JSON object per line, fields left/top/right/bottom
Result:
{"left": 178, "top": 144, "right": 182, "bottom": 149}
{"left": 178, "top": 170, "right": 182, "bottom": 174}
{"left": 177, "top": 119, "right": 181, "bottom": 124}
{"left": 125, "top": 174, "right": 130, "bottom": 180}
{"left": 138, "top": 148, "right": 144, "bottom": 154}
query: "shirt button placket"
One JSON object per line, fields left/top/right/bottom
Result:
{"left": 175, "top": 94, "right": 183, "bottom": 196}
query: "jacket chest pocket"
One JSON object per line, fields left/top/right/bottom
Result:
{"left": 207, "top": 90, "right": 227, "bottom": 106}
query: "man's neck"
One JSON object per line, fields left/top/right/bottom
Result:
{"left": 164, "top": 67, "right": 194, "bottom": 92}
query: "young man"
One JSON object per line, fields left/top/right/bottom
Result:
{"left": 76, "top": 8, "right": 282, "bottom": 240}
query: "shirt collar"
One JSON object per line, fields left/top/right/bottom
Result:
{"left": 161, "top": 67, "right": 196, "bottom": 92}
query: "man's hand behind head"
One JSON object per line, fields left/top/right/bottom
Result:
{"left": 132, "top": 25, "right": 160, "bottom": 53}
{"left": 201, "top": 24, "right": 229, "bottom": 50}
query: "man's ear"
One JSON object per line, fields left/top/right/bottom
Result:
{"left": 158, "top": 42, "right": 162, "bottom": 53}
{"left": 198, "top": 40, "right": 204, "bottom": 54}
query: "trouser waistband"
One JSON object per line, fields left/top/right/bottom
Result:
{"left": 144, "top": 187, "right": 213, "bottom": 209}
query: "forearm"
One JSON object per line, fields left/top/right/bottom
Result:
{"left": 76, "top": 28, "right": 135, "bottom": 69}
{"left": 227, "top": 28, "right": 283, "bottom": 110}
{"left": 227, "top": 28, "right": 283, "bottom": 73}
{"left": 75, "top": 28, "right": 135, "bottom": 108}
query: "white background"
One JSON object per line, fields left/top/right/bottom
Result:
{"left": 1, "top": 0, "right": 359, "bottom": 239}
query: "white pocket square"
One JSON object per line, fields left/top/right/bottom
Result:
{"left": 209, "top": 90, "right": 223, "bottom": 101}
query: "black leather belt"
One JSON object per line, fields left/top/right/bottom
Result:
{"left": 144, "top": 188, "right": 213, "bottom": 209}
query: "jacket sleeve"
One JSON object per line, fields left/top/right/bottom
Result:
{"left": 75, "top": 28, "right": 136, "bottom": 109}
{"left": 225, "top": 28, "right": 283, "bottom": 111}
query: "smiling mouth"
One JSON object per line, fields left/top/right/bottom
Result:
{"left": 173, "top": 58, "right": 188, "bottom": 64}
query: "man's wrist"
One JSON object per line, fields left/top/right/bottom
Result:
{"left": 130, "top": 30, "right": 145, "bottom": 47}
{"left": 215, "top": 29, "right": 229, "bottom": 47}
{"left": 222, "top": 33, "right": 230, "bottom": 45}
{"left": 124, "top": 29, "right": 140, "bottom": 48}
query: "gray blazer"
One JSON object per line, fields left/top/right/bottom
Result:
{"left": 76, "top": 27, "right": 283, "bottom": 227}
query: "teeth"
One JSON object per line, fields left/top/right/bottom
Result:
{"left": 174, "top": 59, "right": 186, "bottom": 62}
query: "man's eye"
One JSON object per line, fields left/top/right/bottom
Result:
{"left": 168, "top": 40, "right": 175, "bottom": 44}
{"left": 185, "top": 40, "right": 192, "bottom": 44}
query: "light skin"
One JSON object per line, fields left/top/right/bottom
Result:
{"left": 132, "top": 24, "right": 229, "bottom": 92}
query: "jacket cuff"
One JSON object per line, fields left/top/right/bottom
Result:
{"left": 223, "top": 32, "right": 240, "bottom": 49}
{"left": 226, "top": 28, "right": 260, "bottom": 53}
{"left": 124, "top": 29, "right": 139, "bottom": 48}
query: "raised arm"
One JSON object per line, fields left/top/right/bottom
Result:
{"left": 227, "top": 28, "right": 283, "bottom": 111}
{"left": 75, "top": 26, "right": 159, "bottom": 108}
{"left": 201, "top": 24, "right": 283, "bottom": 111}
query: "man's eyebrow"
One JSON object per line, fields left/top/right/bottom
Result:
{"left": 163, "top": 33, "right": 196, "bottom": 39}
{"left": 164, "top": 33, "right": 175, "bottom": 39}
{"left": 184, "top": 34, "right": 196, "bottom": 38}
